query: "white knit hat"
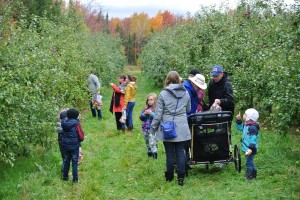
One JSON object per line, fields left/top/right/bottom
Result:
{"left": 245, "top": 108, "right": 259, "bottom": 122}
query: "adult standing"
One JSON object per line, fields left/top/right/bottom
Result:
{"left": 87, "top": 71, "right": 102, "bottom": 120}
{"left": 150, "top": 71, "right": 191, "bottom": 186}
{"left": 109, "top": 74, "right": 127, "bottom": 131}
{"left": 182, "top": 70, "right": 207, "bottom": 117}
{"left": 123, "top": 75, "right": 137, "bottom": 131}
{"left": 208, "top": 65, "right": 234, "bottom": 123}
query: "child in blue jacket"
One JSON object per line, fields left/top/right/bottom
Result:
{"left": 236, "top": 108, "right": 260, "bottom": 181}
{"left": 61, "top": 108, "right": 85, "bottom": 183}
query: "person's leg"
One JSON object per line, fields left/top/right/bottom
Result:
{"left": 71, "top": 148, "right": 79, "bottom": 182}
{"left": 115, "top": 112, "right": 122, "bottom": 130}
{"left": 163, "top": 142, "right": 175, "bottom": 181}
{"left": 252, "top": 155, "right": 257, "bottom": 178}
{"left": 97, "top": 109, "right": 102, "bottom": 120}
{"left": 90, "top": 101, "right": 96, "bottom": 117}
{"left": 175, "top": 141, "right": 186, "bottom": 186}
{"left": 245, "top": 155, "right": 254, "bottom": 180}
{"left": 143, "top": 132, "right": 152, "bottom": 156}
{"left": 126, "top": 102, "right": 135, "bottom": 129}
{"left": 63, "top": 151, "right": 71, "bottom": 181}
{"left": 149, "top": 132, "right": 158, "bottom": 159}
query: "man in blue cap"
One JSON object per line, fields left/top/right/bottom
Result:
{"left": 208, "top": 65, "right": 234, "bottom": 123}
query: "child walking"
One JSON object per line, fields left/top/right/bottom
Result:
{"left": 56, "top": 109, "right": 68, "bottom": 172}
{"left": 139, "top": 93, "right": 158, "bottom": 159}
{"left": 236, "top": 108, "right": 260, "bottom": 181}
{"left": 61, "top": 108, "right": 85, "bottom": 183}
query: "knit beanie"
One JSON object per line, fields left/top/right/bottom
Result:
{"left": 67, "top": 108, "right": 79, "bottom": 119}
{"left": 245, "top": 108, "right": 259, "bottom": 122}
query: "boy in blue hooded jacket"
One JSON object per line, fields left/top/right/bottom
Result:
{"left": 236, "top": 108, "right": 260, "bottom": 181}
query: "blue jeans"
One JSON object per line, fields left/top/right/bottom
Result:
{"left": 126, "top": 102, "right": 135, "bottom": 128}
{"left": 63, "top": 148, "right": 79, "bottom": 182}
{"left": 246, "top": 154, "right": 255, "bottom": 171}
{"left": 163, "top": 141, "right": 186, "bottom": 175}
{"left": 90, "top": 101, "right": 102, "bottom": 119}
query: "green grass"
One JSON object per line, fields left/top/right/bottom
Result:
{"left": 0, "top": 69, "right": 299, "bottom": 199}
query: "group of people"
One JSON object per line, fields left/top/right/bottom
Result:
{"left": 109, "top": 74, "right": 138, "bottom": 132}
{"left": 147, "top": 66, "right": 259, "bottom": 186}
{"left": 57, "top": 65, "right": 260, "bottom": 185}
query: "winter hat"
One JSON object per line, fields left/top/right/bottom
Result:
{"left": 189, "top": 74, "right": 207, "bottom": 90}
{"left": 210, "top": 65, "right": 223, "bottom": 76}
{"left": 59, "top": 110, "right": 68, "bottom": 120}
{"left": 189, "top": 69, "right": 201, "bottom": 76}
{"left": 67, "top": 108, "right": 80, "bottom": 119}
{"left": 245, "top": 108, "right": 259, "bottom": 122}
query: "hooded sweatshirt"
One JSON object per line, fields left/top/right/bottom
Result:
{"left": 150, "top": 84, "right": 191, "bottom": 142}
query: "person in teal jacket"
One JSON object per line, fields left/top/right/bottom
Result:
{"left": 236, "top": 108, "right": 260, "bottom": 181}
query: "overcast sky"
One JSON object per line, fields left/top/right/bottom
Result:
{"left": 79, "top": 0, "right": 296, "bottom": 19}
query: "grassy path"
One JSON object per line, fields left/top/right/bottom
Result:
{"left": 0, "top": 69, "right": 299, "bottom": 199}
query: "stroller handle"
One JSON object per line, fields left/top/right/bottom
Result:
{"left": 188, "top": 111, "right": 232, "bottom": 124}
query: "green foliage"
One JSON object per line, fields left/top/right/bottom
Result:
{"left": 0, "top": 2, "right": 125, "bottom": 165}
{"left": 141, "top": 0, "right": 300, "bottom": 132}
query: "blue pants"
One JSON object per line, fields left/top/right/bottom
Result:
{"left": 163, "top": 141, "right": 186, "bottom": 175}
{"left": 63, "top": 148, "right": 79, "bottom": 182}
{"left": 126, "top": 102, "right": 135, "bottom": 128}
{"left": 246, "top": 154, "right": 255, "bottom": 171}
{"left": 90, "top": 101, "right": 102, "bottom": 119}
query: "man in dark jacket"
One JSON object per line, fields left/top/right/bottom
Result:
{"left": 208, "top": 65, "right": 234, "bottom": 123}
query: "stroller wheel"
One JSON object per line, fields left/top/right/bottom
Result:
{"left": 234, "top": 144, "right": 241, "bottom": 173}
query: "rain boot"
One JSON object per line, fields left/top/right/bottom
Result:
{"left": 165, "top": 171, "right": 174, "bottom": 182}
{"left": 245, "top": 169, "right": 253, "bottom": 181}
{"left": 252, "top": 169, "right": 257, "bottom": 179}
{"left": 152, "top": 152, "right": 157, "bottom": 159}
{"left": 177, "top": 173, "right": 185, "bottom": 186}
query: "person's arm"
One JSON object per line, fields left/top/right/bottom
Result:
{"left": 150, "top": 93, "right": 164, "bottom": 131}
{"left": 110, "top": 83, "right": 122, "bottom": 93}
{"left": 219, "top": 82, "right": 234, "bottom": 107}
{"left": 247, "top": 125, "right": 259, "bottom": 155}
{"left": 76, "top": 124, "right": 85, "bottom": 142}
{"left": 235, "top": 111, "right": 243, "bottom": 131}
{"left": 124, "top": 85, "right": 130, "bottom": 108}
{"left": 139, "top": 109, "right": 147, "bottom": 121}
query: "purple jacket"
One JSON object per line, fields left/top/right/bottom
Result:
{"left": 139, "top": 106, "right": 155, "bottom": 132}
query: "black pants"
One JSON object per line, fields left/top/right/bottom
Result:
{"left": 115, "top": 112, "right": 122, "bottom": 130}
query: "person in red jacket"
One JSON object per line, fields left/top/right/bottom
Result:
{"left": 109, "top": 74, "right": 127, "bottom": 132}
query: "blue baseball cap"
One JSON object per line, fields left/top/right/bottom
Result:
{"left": 211, "top": 65, "right": 223, "bottom": 76}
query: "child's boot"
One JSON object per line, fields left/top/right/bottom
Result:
{"left": 147, "top": 152, "right": 153, "bottom": 157}
{"left": 252, "top": 169, "right": 257, "bottom": 179}
{"left": 152, "top": 152, "right": 157, "bottom": 159}
{"left": 165, "top": 171, "right": 174, "bottom": 182}
{"left": 245, "top": 169, "right": 253, "bottom": 181}
{"left": 177, "top": 173, "right": 185, "bottom": 186}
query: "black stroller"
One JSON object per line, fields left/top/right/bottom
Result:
{"left": 186, "top": 111, "right": 241, "bottom": 173}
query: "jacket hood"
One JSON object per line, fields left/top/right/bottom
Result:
{"left": 183, "top": 80, "right": 197, "bottom": 95}
{"left": 165, "top": 84, "right": 187, "bottom": 98}
{"left": 62, "top": 119, "right": 79, "bottom": 131}
{"left": 128, "top": 81, "right": 137, "bottom": 88}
